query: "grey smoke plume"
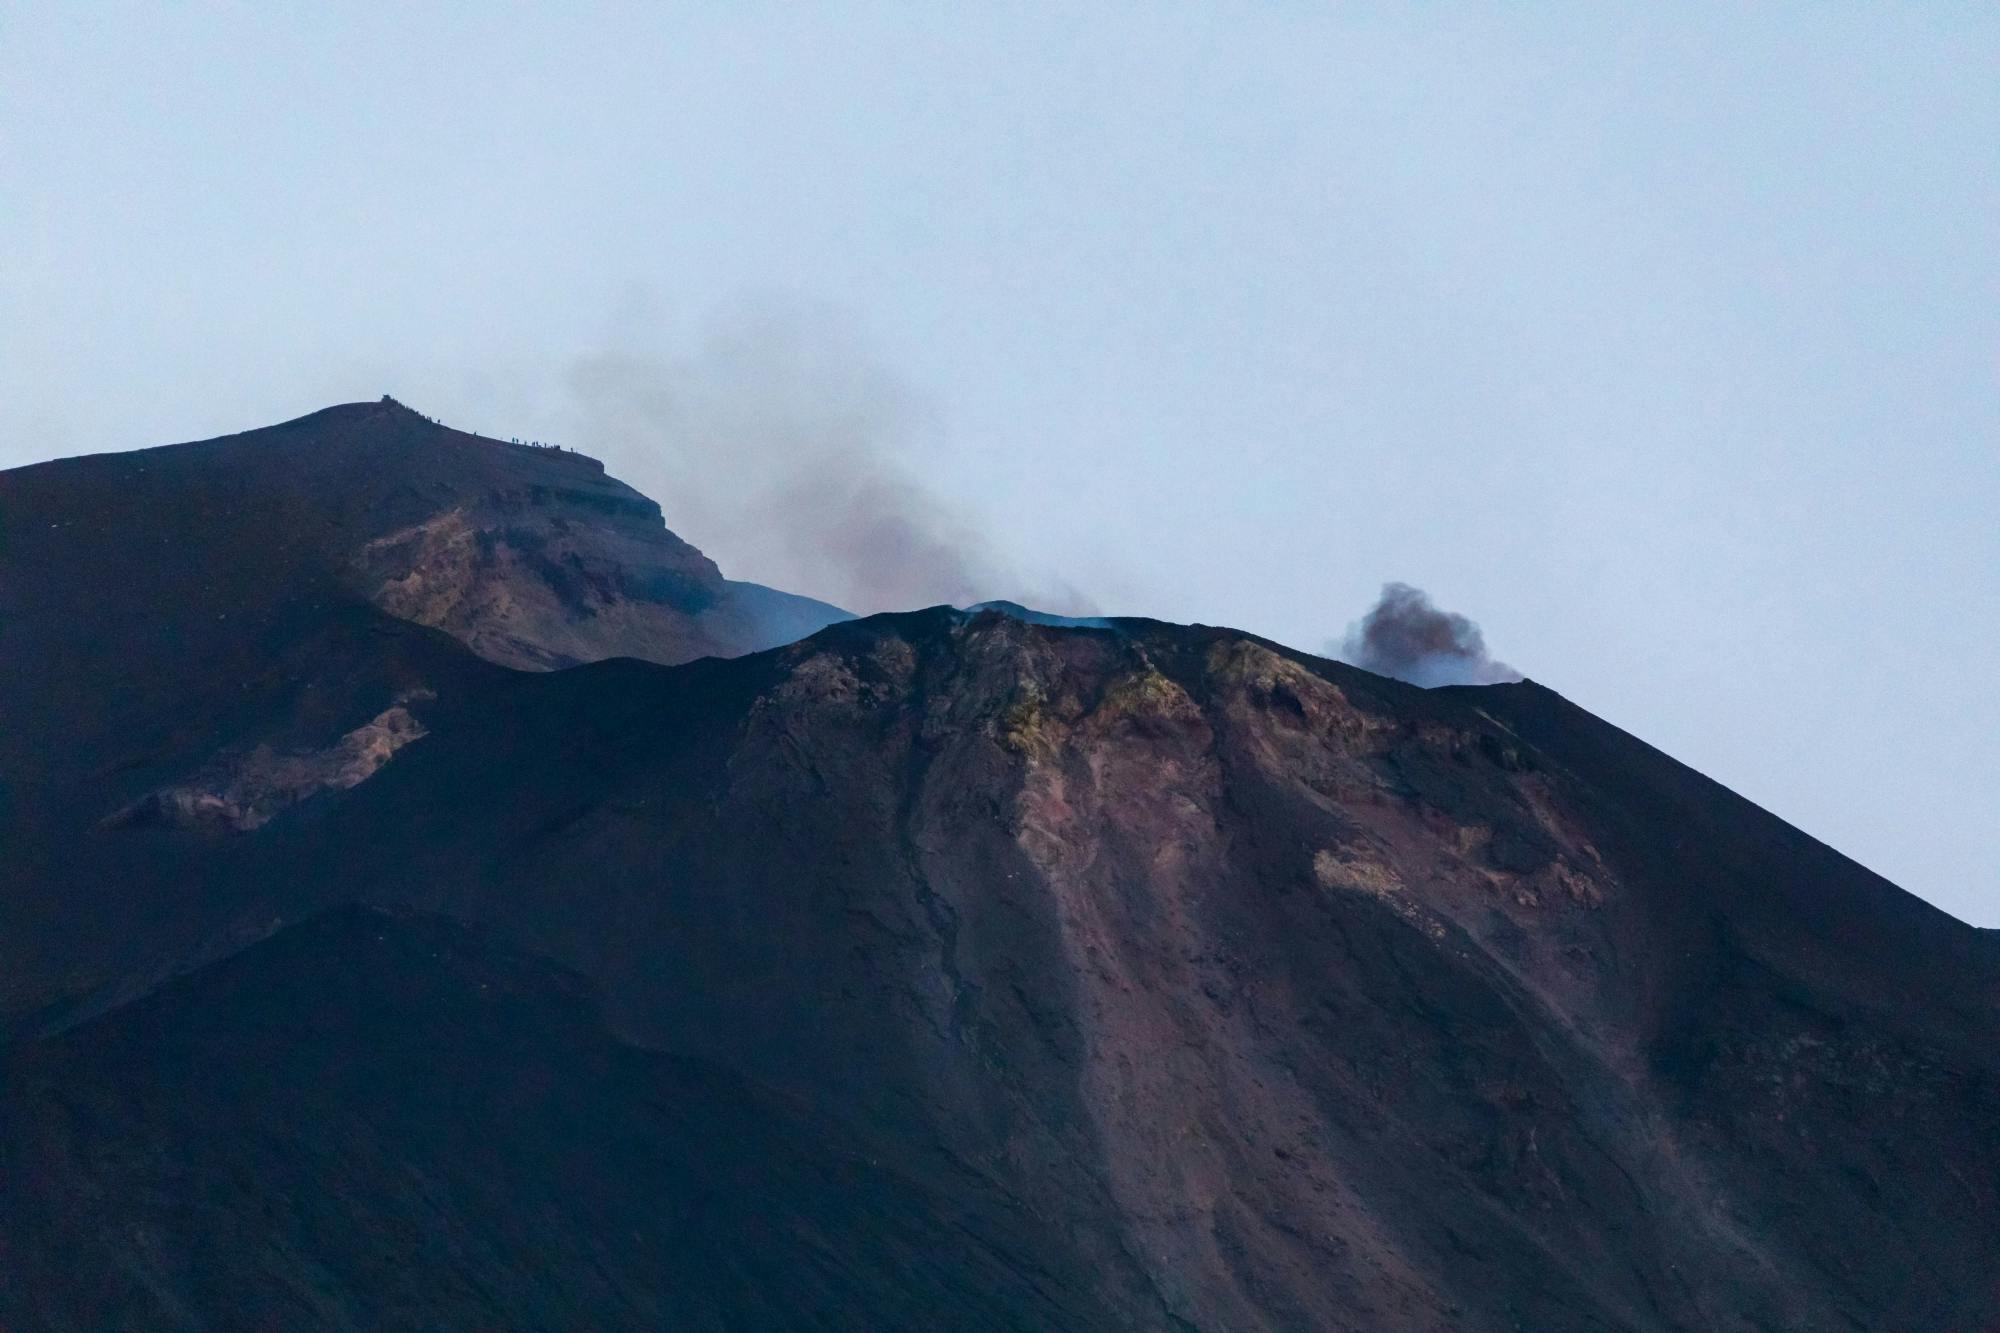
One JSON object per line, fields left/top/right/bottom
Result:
{"left": 563, "top": 304, "right": 1094, "bottom": 618}
{"left": 1335, "top": 582, "right": 1521, "bottom": 687}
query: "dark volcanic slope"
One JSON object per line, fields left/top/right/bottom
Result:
{"left": 0, "top": 907, "right": 1101, "bottom": 1332}
{"left": 0, "top": 399, "right": 842, "bottom": 1019}
{"left": 0, "top": 397, "right": 844, "bottom": 813}
{"left": 2, "top": 413, "right": 1997, "bottom": 1331}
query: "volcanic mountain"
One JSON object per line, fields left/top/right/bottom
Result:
{"left": 1, "top": 402, "right": 1994, "bottom": 1331}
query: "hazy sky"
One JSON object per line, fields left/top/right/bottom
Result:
{"left": 4, "top": 6, "right": 1996, "bottom": 924}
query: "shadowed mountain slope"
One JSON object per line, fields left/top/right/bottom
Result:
{"left": 0, "top": 906, "right": 1108, "bottom": 1332}
{"left": 0, "top": 398, "right": 842, "bottom": 1016}
{"left": 0, "top": 408, "right": 1995, "bottom": 1330}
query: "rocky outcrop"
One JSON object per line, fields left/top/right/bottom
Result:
{"left": 105, "top": 697, "right": 431, "bottom": 832}
{"left": 350, "top": 501, "right": 735, "bottom": 671}
{"left": 316, "top": 406, "right": 851, "bottom": 669}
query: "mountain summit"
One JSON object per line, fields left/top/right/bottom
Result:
{"left": 7, "top": 397, "right": 847, "bottom": 671}
{"left": 1, "top": 406, "right": 1995, "bottom": 1331}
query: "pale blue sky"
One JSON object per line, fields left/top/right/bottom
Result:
{"left": 4, "top": 5, "right": 1996, "bottom": 922}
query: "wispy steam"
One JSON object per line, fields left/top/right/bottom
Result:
{"left": 562, "top": 303, "right": 1093, "bottom": 617}
{"left": 1335, "top": 582, "right": 1520, "bottom": 687}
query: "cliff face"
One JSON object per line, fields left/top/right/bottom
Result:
{"left": 1, "top": 409, "right": 1995, "bottom": 1331}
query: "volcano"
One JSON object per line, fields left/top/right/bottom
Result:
{"left": 1, "top": 403, "right": 1994, "bottom": 1331}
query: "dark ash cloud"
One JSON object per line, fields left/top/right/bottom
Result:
{"left": 1335, "top": 582, "right": 1521, "bottom": 687}
{"left": 563, "top": 302, "right": 1095, "bottom": 619}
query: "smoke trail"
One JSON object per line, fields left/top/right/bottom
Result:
{"left": 562, "top": 302, "right": 1094, "bottom": 618}
{"left": 1335, "top": 582, "right": 1520, "bottom": 687}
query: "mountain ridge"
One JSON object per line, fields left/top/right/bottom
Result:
{"left": 1, "top": 405, "right": 1994, "bottom": 1330}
